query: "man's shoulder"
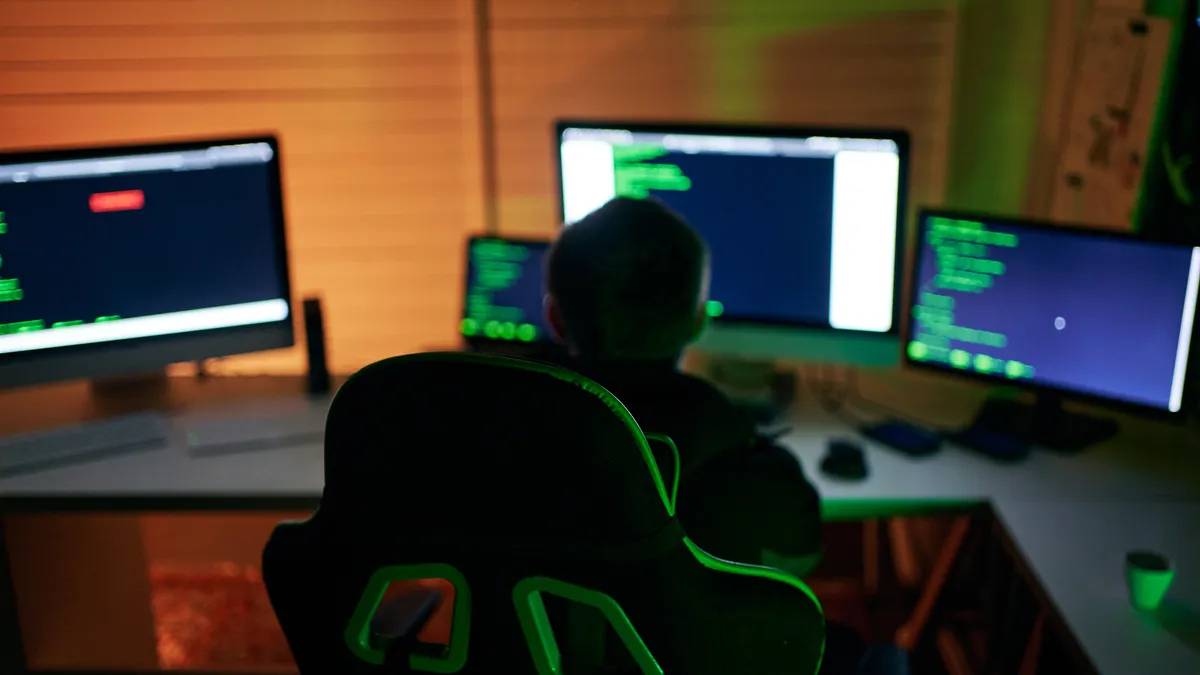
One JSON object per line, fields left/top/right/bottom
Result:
{"left": 555, "top": 356, "right": 757, "bottom": 463}
{"left": 578, "top": 360, "right": 748, "bottom": 423}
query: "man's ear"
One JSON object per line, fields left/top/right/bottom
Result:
{"left": 690, "top": 266, "right": 712, "bottom": 344}
{"left": 689, "top": 307, "right": 710, "bottom": 344}
{"left": 544, "top": 295, "right": 567, "bottom": 344}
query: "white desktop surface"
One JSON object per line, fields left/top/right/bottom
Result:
{"left": 1, "top": 396, "right": 1195, "bottom": 503}
{"left": 994, "top": 500, "right": 1200, "bottom": 675}
{"left": 779, "top": 406, "right": 1200, "bottom": 675}
{"left": 0, "top": 394, "right": 331, "bottom": 499}
{"left": 0, "top": 384, "right": 1198, "bottom": 675}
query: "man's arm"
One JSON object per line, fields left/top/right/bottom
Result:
{"left": 678, "top": 438, "right": 824, "bottom": 570}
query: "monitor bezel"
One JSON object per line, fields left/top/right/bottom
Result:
{"left": 0, "top": 133, "right": 294, "bottom": 389}
{"left": 903, "top": 207, "right": 1200, "bottom": 420}
{"left": 552, "top": 119, "right": 911, "bottom": 336}
{"left": 461, "top": 235, "right": 554, "bottom": 347}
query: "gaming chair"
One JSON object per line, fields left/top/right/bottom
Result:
{"left": 262, "top": 352, "right": 825, "bottom": 673}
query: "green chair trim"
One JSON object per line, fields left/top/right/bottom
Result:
{"left": 513, "top": 576, "right": 662, "bottom": 675}
{"left": 645, "top": 433, "right": 681, "bottom": 512}
{"left": 344, "top": 563, "right": 471, "bottom": 672}
{"left": 684, "top": 537, "right": 825, "bottom": 674}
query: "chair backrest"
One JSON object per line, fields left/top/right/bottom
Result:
{"left": 264, "top": 352, "right": 825, "bottom": 673}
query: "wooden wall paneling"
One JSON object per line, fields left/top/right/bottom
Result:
{"left": 0, "top": 0, "right": 457, "bottom": 25}
{"left": 0, "top": 0, "right": 484, "bottom": 375}
{"left": 5, "top": 514, "right": 160, "bottom": 670}
{"left": 490, "top": 0, "right": 707, "bottom": 236}
{"left": 1026, "top": 0, "right": 1090, "bottom": 218}
{"left": 489, "top": 0, "right": 960, "bottom": 237}
{"left": 762, "top": 8, "right": 958, "bottom": 207}
{"left": 0, "top": 0, "right": 961, "bottom": 373}
{"left": 942, "top": 0, "right": 1057, "bottom": 215}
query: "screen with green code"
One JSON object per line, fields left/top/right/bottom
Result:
{"left": 907, "top": 211, "right": 1200, "bottom": 412}
{"left": 461, "top": 238, "right": 550, "bottom": 343}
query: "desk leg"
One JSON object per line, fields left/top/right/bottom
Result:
{"left": 991, "top": 562, "right": 1022, "bottom": 675}
{"left": 895, "top": 516, "right": 972, "bottom": 650}
{"left": 1018, "top": 612, "right": 1046, "bottom": 675}
{"left": 983, "top": 519, "right": 1005, "bottom": 675}
{"left": 4, "top": 514, "right": 159, "bottom": 670}
{"left": 863, "top": 518, "right": 880, "bottom": 596}
{"left": 0, "top": 518, "right": 29, "bottom": 674}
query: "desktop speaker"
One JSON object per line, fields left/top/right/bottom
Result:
{"left": 303, "top": 297, "right": 331, "bottom": 395}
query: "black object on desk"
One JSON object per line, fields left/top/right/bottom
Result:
{"left": 961, "top": 395, "right": 1118, "bottom": 455}
{"left": 859, "top": 420, "right": 942, "bottom": 456}
{"left": 947, "top": 395, "right": 1117, "bottom": 461}
{"left": 303, "top": 297, "right": 331, "bottom": 395}
{"left": 949, "top": 424, "right": 1033, "bottom": 463}
{"left": 820, "top": 438, "right": 869, "bottom": 481}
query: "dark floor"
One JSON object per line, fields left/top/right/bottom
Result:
{"left": 148, "top": 519, "right": 942, "bottom": 671}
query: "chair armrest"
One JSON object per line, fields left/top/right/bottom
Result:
{"left": 369, "top": 588, "right": 443, "bottom": 655}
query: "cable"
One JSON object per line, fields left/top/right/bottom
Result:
{"left": 804, "top": 364, "right": 952, "bottom": 433}
{"left": 800, "top": 364, "right": 868, "bottom": 428}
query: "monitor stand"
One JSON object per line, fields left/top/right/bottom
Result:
{"left": 697, "top": 356, "right": 794, "bottom": 426}
{"left": 956, "top": 393, "right": 1120, "bottom": 455}
{"left": 89, "top": 370, "right": 172, "bottom": 416}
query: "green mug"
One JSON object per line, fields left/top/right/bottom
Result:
{"left": 1125, "top": 550, "right": 1175, "bottom": 611}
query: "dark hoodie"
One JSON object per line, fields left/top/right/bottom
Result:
{"left": 556, "top": 356, "right": 823, "bottom": 568}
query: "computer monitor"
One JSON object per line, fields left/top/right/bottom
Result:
{"left": 555, "top": 121, "right": 910, "bottom": 365}
{"left": 0, "top": 135, "right": 293, "bottom": 389}
{"left": 905, "top": 209, "right": 1200, "bottom": 452}
{"left": 460, "top": 236, "right": 553, "bottom": 350}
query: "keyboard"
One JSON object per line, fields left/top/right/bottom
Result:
{"left": 185, "top": 406, "right": 325, "bottom": 457}
{"left": 0, "top": 411, "right": 170, "bottom": 477}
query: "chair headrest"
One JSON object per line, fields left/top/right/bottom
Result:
{"left": 322, "top": 352, "right": 676, "bottom": 551}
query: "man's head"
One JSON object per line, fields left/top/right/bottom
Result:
{"left": 545, "top": 196, "right": 710, "bottom": 360}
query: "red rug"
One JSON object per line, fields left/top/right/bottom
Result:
{"left": 149, "top": 563, "right": 862, "bottom": 669}
{"left": 150, "top": 563, "right": 295, "bottom": 671}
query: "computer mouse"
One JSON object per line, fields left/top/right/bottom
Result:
{"left": 820, "top": 438, "right": 869, "bottom": 481}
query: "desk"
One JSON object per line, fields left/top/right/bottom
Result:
{"left": 779, "top": 371, "right": 1200, "bottom": 675}
{"left": 781, "top": 414, "right": 1200, "bottom": 674}
{"left": 0, "top": 373, "right": 1198, "bottom": 674}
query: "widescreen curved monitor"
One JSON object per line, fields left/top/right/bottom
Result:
{"left": 0, "top": 135, "right": 293, "bottom": 389}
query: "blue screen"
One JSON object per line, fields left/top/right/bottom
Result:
{"left": 461, "top": 239, "right": 551, "bottom": 343}
{"left": 558, "top": 127, "right": 905, "bottom": 334}
{"left": 0, "top": 167, "right": 282, "bottom": 324}
{"left": 641, "top": 152, "right": 835, "bottom": 325}
{"left": 0, "top": 141, "right": 289, "bottom": 354}
{"left": 908, "top": 213, "right": 1200, "bottom": 412}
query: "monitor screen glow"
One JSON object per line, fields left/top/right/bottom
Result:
{"left": 0, "top": 136, "right": 292, "bottom": 387}
{"left": 906, "top": 211, "right": 1200, "bottom": 414}
{"left": 461, "top": 237, "right": 551, "bottom": 344}
{"left": 556, "top": 123, "right": 908, "bottom": 336}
